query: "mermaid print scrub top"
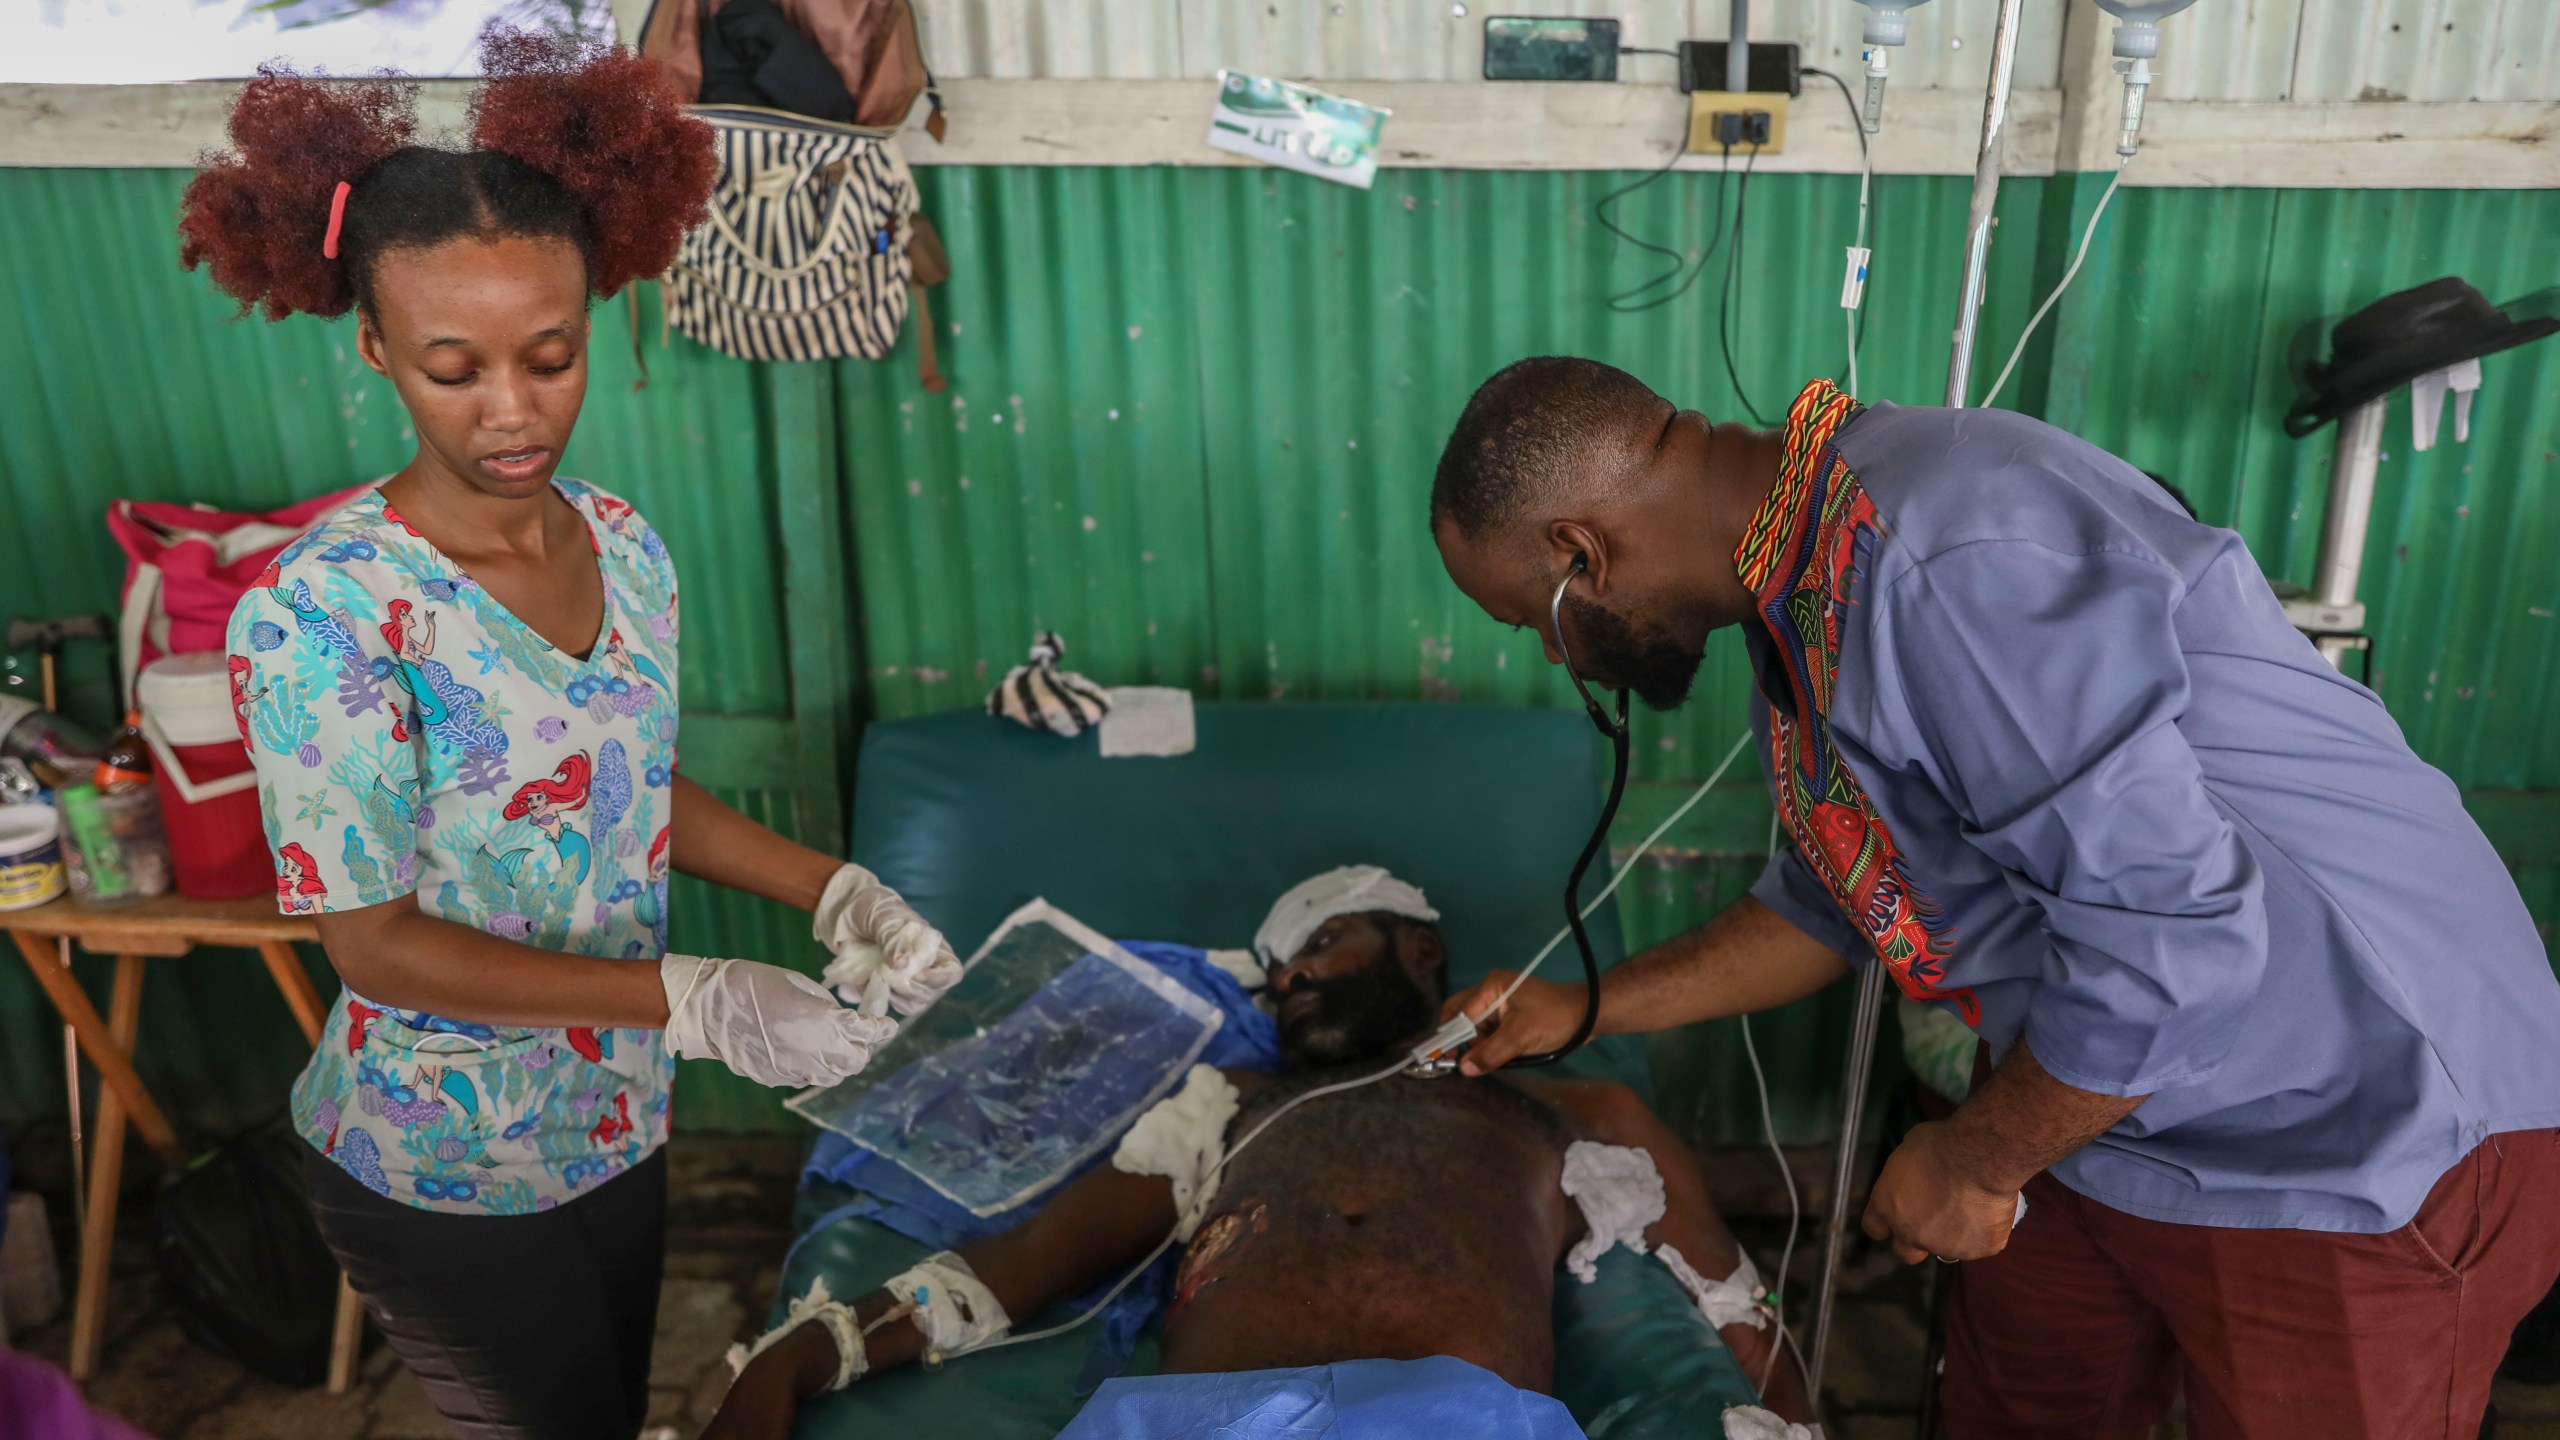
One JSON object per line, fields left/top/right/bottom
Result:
{"left": 227, "top": 479, "right": 680, "bottom": 1216}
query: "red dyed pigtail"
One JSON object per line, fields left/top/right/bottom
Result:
{"left": 469, "top": 30, "right": 716, "bottom": 297}
{"left": 177, "top": 68, "right": 417, "bottom": 320}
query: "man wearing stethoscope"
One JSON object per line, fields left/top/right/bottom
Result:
{"left": 1429, "top": 357, "right": 2560, "bottom": 1439}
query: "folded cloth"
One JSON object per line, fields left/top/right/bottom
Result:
{"left": 796, "top": 941, "right": 1279, "bottom": 1388}
{"left": 1060, "top": 1356, "right": 1588, "bottom": 1440}
{"left": 987, "top": 632, "right": 1111, "bottom": 737}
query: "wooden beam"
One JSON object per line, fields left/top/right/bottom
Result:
{"left": 2116, "top": 100, "right": 2559, "bottom": 189}
{"left": 887, "top": 77, "right": 2058, "bottom": 178}
{"left": 10, "top": 932, "right": 181, "bottom": 1164}
{"left": 258, "top": 940, "right": 327, "bottom": 1049}
{"left": 69, "top": 957, "right": 148, "bottom": 1381}
{"left": 6, "top": 76, "right": 2545, "bottom": 188}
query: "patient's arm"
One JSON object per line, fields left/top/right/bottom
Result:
{"left": 1536, "top": 1080, "right": 1816, "bottom": 1425}
{"left": 706, "top": 1162, "right": 1182, "bottom": 1438}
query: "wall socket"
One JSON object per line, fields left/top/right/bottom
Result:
{"left": 1686, "top": 92, "right": 1787, "bottom": 154}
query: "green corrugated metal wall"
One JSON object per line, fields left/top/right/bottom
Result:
{"left": 3, "top": 165, "right": 2553, "bottom": 1148}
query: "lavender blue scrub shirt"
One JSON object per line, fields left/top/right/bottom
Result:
{"left": 1749, "top": 402, "right": 2560, "bottom": 1234}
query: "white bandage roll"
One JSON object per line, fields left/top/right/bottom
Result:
{"left": 724, "top": 1277, "right": 870, "bottom": 1391}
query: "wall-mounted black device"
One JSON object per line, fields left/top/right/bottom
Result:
{"left": 1483, "top": 17, "right": 1621, "bottom": 82}
{"left": 1676, "top": 40, "right": 1802, "bottom": 96}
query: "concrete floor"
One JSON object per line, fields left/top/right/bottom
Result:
{"left": 8, "top": 1134, "right": 2555, "bottom": 1439}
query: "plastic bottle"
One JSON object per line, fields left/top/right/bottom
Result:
{"left": 96, "top": 712, "right": 153, "bottom": 794}
{"left": 58, "top": 780, "right": 171, "bottom": 905}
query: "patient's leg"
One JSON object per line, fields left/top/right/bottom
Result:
{"left": 1539, "top": 1080, "right": 1817, "bottom": 1424}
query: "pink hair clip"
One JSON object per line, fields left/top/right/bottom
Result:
{"left": 321, "top": 180, "right": 351, "bottom": 260}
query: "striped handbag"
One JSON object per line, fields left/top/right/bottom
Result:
{"left": 663, "top": 104, "right": 918, "bottom": 362}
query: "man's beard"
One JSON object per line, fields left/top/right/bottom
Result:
{"left": 1560, "top": 591, "right": 1702, "bottom": 711}
{"left": 1278, "top": 960, "right": 1439, "bottom": 1070}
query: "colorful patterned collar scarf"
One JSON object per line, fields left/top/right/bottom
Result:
{"left": 1733, "top": 380, "right": 1976, "bottom": 1023}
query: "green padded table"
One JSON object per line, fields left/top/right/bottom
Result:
{"left": 775, "top": 702, "right": 1762, "bottom": 1436}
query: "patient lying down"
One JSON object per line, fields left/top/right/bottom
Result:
{"left": 707, "top": 875, "right": 1816, "bottom": 1437}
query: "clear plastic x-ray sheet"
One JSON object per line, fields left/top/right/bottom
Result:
{"left": 787, "top": 900, "right": 1224, "bottom": 1217}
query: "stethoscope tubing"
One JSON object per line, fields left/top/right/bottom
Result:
{"left": 1507, "top": 559, "right": 1626, "bottom": 1068}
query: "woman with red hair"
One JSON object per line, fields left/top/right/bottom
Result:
{"left": 206, "top": 34, "right": 962, "bottom": 1438}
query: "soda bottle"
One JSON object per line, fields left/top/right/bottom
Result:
{"left": 96, "top": 711, "right": 153, "bottom": 794}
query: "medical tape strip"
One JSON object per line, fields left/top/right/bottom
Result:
{"left": 725, "top": 1277, "right": 871, "bottom": 1391}
{"left": 1112, "top": 1064, "right": 1240, "bottom": 1242}
{"left": 884, "top": 1252, "right": 1011, "bottom": 1362}
{"left": 1558, "top": 1141, "right": 1769, "bottom": 1331}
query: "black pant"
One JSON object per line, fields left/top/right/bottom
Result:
{"left": 303, "top": 1143, "right": 667, "bottom": 1440}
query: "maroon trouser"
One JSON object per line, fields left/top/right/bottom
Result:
{"left": 1943, "top": 1129, "right": 2560, "bottom": 1439}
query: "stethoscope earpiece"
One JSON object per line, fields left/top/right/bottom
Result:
{"left": 1549, "top": 555, "right": 1628, "bottom": 742}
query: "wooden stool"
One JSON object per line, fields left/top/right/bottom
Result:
{"left": 2, "top": 893, "right": 365, "bottom": 1390}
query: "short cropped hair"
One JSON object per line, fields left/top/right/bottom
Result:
{"left": 1431, "top": 357, "right": 1666, "bottom": 543}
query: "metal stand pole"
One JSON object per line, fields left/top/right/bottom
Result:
{"left": 38, "top": 648, "right": 86, "bottom": 1243}
{"left": 1805, "top": 0, "right": 2027, "bottom": 1401}
{"left": 1728, "top": 0, "right": 1749, "bottom": 93}
{"left": 1806, "top": 958, "right": 1887, "bottom": 1398}
{"left": 2306, "top": 397, "right": 2386, "bottom": 669}
{"left": 1943, "top": 0, "right": 2029, "bottom": 408}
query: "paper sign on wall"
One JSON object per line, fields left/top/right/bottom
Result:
{"left": 1205, "top": 70, "right": 1390, "bottom": 190}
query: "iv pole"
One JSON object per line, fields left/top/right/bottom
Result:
{"left": 1803, "top": 0, "right": 2027, "bottom": 1398}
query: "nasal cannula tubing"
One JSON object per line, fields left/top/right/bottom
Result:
{"left": 952, "top": 726, "right": 1762, "bottom": 1363}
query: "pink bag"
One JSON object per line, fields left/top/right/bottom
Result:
{"left": 107, "top": 487, "right": 373, "bottom": 694}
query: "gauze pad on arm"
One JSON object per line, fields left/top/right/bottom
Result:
{"left": 1112, "top": 1064, "right": 1240, "bottom": 1240}
{"left": 1559, "top": 1140, "right": 1769, "bottom": 1331}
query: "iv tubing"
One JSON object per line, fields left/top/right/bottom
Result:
{"left": 1979, "top": 162, "right": 2126, "bottom": 411}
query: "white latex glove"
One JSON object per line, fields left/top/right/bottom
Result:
{"left": 659, "top": 955, "right": 898, "bottom": 1089}
{"left": 813, "top": 863, "right": 964, "bottom": 1017}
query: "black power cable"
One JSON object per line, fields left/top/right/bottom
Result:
{"left": 1596, "top": 140, "right": 1734, "bottom": 313}
{"left": 1717, "top": 140, "right": 1768, "bottom": 423}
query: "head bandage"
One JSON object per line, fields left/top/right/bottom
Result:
{"left": 1253, "top": 865, "right": 1440, "bottom": 968}
{"left": 1111, "top": 1064, "right": 1240, "bottom": 1239}
{"left": 1560, "top": 1140, "right": 1770, "bottom": 1332}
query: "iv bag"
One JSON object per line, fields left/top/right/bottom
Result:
{"left": 787, "top": 899, "right": 1224, "bottom": 1217}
